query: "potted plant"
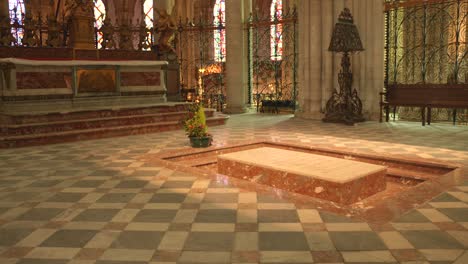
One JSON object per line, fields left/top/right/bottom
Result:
{"left": 183, "top": 102, "right": 213, "bottom": 148}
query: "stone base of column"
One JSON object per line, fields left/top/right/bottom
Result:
{"left": 223, "top": 105, "right": 248, "bottom": 114}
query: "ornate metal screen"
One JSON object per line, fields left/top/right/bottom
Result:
{"left": 246, "top": 5, "right": 298, "bottom": 112}
{"left": 385, "top": 0, "right": 468, "bottom": 122}
{"left": 176, "top": 18, "right": 226, "bottom": 111}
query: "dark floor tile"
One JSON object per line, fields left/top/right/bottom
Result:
{"left": 0, "top": 207, "right": 10, "bottom": 215}
{"left": 47, "top": 192, "right": 87, "bottom": 203}
{"left": 183, "top": 232, "right": 234, "bottom": 251}
{"left": 41, "top": 230, "right": 97, "bottom": 248}
{"left": 131, "top": 170, "right": 159, "bottom": 177}
{"left": 0, "top": 180, "right": 20, "bottom": 187}
{"left": 161, "top": 181, "right": 194, "bottom": 188}
{"left": 401, "top": 230, "right": 464, "bottom": 249}
{"left": 13, "top": 170, "right": 41, "bottom": 176}
{"left": 150, "top": 193, "right": 186, "bottom": 203}
{"left": 319, "top": 212, "right": 358, "bottom": 223}
{"left": 111, "top": 231, "right": 164, "bottom": 249}
{"left": 27, "top": 180, "right": 61, "bottom": 188}
{"left": 95, "top": 261, "right": 147, "bottom": 264}
{"left": 97, "top": 193, "right": 136, "bottom": 203}
{"left": 73, "top": 209, "right": 120, "bottom": 222}
{"left": 115, "top": 180, "right": 148, "bottom": 189}
{"left": 259, "top": 232, "right": 309, "bottom": 251}
{"left": 133, "top": 209, "right": 178, "bottom": 222}
{"left": 17, "top": 208, "right": 64, "bottom": 221}
{"left": 195, "top": 209, "right": 237, "bottom": 223}
{"left": 203, "top": 193, "right": 238, "bottom": 203}
{"left": 394, "top": 210, "right": 431, "bottom": 223}
{"left": 257, "top": 194, "right": 287, "bottom": 203}
{"left": 0, "top": 229, "right": 34, "bottom": 246}
{"left": 16, "top": 259, "right": 68, "bottom": 264}
{"left": 430, "top": 193, "right": 461, "bottom": 202}
{"left": 2, "top": 192, "right": 41, "bottom": 202}
{"left": 258, "top": 210, "right": 299, "bottom": 223}
{"left": 438, "top": 208, "right": 468, "bottom": 222}
{"left": 72, "top": 180, "right": 106, "bottom": 188}
{"left": 329, "top": 231, "right": 387, "bottom": 251}
{"left": 89, "top": 170, "right": 121, "bottom": 177}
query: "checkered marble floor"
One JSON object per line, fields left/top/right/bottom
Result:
{"left": 0, "top": 113, "right": 467, "bottom": 264}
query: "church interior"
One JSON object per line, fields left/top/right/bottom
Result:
{"left": 0, "top": 0, "right": 467, "bottom": 263}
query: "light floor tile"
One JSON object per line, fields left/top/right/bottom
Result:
{"left": 26, "top": 247, "right": 80, "bottom": 259}
{"left": 419, "top": 249, "right": 464, "bottom": 261}
{"left": 100, "top": 248, "right": 155, "bottom": 261}
{"left": 341, "top": 250, "right": 396, "bottom": 262}
{"left": 260, "top": 251, "right": 313, "bottom": 263}
{"left": 417, "top": 209, "right": 453, "bottom": 222}
{"left": 379, "top": 231, "right": 414, "bottom": 249}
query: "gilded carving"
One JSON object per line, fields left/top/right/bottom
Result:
{"left": 100, "top": 17, "right": 116, "bottom": 50}
{"left": 138, "top": 21, "right": 151, "bottom": 51}
{"left": 155, "top": 8, "right": 176, "bottom": 54}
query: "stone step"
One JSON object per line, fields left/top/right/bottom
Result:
{"left": 1, "top": 103, "right": 212, "bottom": 125}
{"left": 1, "top": 110, "right": 215, "bottom": 136}
{"left": 386, "top": 167, "right": 437, "bottom": 181}
{"left": 0, "top": 114, "right": 229, "bottom": 148}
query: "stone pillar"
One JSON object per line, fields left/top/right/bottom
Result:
{"left": 224, "top": 0, "right": 251, "bottom": 114}
{"left": 349, "top": 0, "right": 384, "bottom": 120}
{"left": 69, "top": 0, "right": 95, "bottom": 49}
{"left": 296, "top": 0, "right": 322, "bottom": 119}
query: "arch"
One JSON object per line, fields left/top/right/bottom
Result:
{"left": 213, "top": 0, "right": 225, "bottom": 62}
{"left": 9, "top": 0, "right": 25, "bottom": 44}
{"left": 270, "top": 0, "right": 283, "bottom": 60}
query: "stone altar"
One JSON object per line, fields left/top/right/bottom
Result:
{"left": 0, "top": 58, "right": 168, "bottom": 113}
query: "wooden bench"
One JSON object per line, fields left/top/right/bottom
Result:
{"left": 380, "top": 84, "right": 468, "bottom": 125}
{"left": 260, "top": 100, "right": 294, "bottom": 113}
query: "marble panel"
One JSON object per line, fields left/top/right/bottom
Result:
{"left": 120, "top": 72, "right": 161, "bottom": 87}
{"left": 16, "top": 72, "right": 72, "bottom": 89}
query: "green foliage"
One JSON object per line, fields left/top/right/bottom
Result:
{"left": 183, "top": 103, "right": 209, "bottom": 138}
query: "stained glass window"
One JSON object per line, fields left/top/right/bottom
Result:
{"left": 94, "top": 0, "right": 106, "bottom": 49}
{"left": 213, "top": 0, "right": 226, "bottom": 62}
{"left": 9, "top": 0, "right": 25, "bottom": 45}
{"left": 144, "top": 0, "right": 153, "bottom": 29}
{"left": 270, "top": 0, "right": 283, "bottom": 61}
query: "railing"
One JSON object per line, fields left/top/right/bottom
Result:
{"left": 0, "top": 13, "right": 154, "bottom": 51}
{"left": 384, "top": 0, "right": 468, "bottom": 123}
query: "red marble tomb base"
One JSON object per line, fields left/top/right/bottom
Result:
{"left": 217, "top": 147, "right": 387, "bottom": 204}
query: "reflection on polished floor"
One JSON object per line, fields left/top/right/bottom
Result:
{"left": 0, "top": 113, "right": 467, "bottom": 264}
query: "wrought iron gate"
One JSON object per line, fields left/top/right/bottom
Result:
{"left": 176, "top": 18, "right": 226, "bottom": 111}
{"left": 384, "top": 0, "right": 468, "bottom": 122}
{"left": 246, "top": 7, "right": 298, "bottom": 113}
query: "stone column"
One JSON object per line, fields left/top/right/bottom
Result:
{"left": 224, "top": 0, "right": 251, "bottom": 114}
{"left": 349, "top": 0, "right": 384, "bottom": 120}
{"left": 296, "top": 0, "right": 384, "bottom": 120}
{"left": 296, "top": 0, "right": 322, "bottom": 119}
{"left": 69, "top": 0, "right": 95, "bottom": 49}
